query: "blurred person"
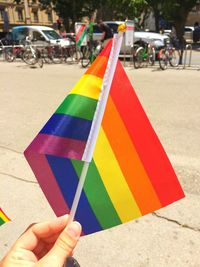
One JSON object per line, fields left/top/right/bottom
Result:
{"left": 193, "top": 21, "right": 200, "bottom": 43}
{"left": 97, "top": 20, "right": 113, "bottom": 47}
{"left": 170, "top": 23, "right": 179, "bottom": 49}
{"left": 0, "top": 215, "right": 81, "bottom": 267}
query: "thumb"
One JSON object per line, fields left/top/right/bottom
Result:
{"left": 41, "top": 221, "right": 82, "bottom": 267}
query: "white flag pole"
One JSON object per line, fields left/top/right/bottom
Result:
{"left": 68, "top": 161, "right": 90, "bottom": 223}
{"left": 82, "top": 32, "right": 123, "bottom": 163}
{"left": 69, "top": 30, "right": 124, "bottom": 223}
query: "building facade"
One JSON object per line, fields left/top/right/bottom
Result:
{"left": 186, "top": 4, "right": 200, "bottom": 26}
{"left": 0, "top": 0, "right": 58, "bottom": 33}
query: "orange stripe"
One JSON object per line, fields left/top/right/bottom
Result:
{"left": 102, "top": 96, "right": 162, "bottom": 214}
{"left": 86, "top": 56, "right": 108, "bottom": 79}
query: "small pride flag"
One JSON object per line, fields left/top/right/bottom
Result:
{"left": 75, "top": 24, "right": 87, "bottom": 47}
{"left": 0, "top": 208, "right": 10, "bottom": 226}
{"left": 24, "top": 32, "right": 184, "bottom": 235}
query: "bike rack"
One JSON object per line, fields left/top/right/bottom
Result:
{"left": 183, "top": 44, "right": 192, "bottom": 69}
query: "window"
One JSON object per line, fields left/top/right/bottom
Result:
{"left": 32, "top": 30, "right": 45, "bottom": 41}
{"left": 47, "top": 11, "right": 52, "bottom": 22}
{"left": 0, "top": 7, "right": 4, "bottom": 21}
{"left": 12, "top": 28, "right": 29, "bottom": 43}
{"left": 17, "top": 9, "right": 23, "bottom": 21}
{"left": 42, "top": 30, "right": 61, "bottom": 40}
{"left": 32, "top": 10, "right": 38, "bottom": 22}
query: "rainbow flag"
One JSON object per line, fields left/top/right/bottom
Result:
{"left": 24, "top": 38, "right": 184, "bottom": 235}
{"left": 0, "top": 208, "right": 10, "bottom": 226}
{"left": 76, "top": 24, "right": 87, "bottom": 47}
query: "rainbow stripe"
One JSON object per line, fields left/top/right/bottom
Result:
{"left": 24, "top": 41, "right": 184, "bottom": 235}
{"left": 76, "top": 24, "right": 87, "bottom": 47}
{"left": 0, "top": 208, "right": 10, "bottom": 226}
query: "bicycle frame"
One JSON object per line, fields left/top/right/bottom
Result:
{"left": 134, "top": 42, "right": 155, "bottom": 69}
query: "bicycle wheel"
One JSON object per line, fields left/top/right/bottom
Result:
{"left": 148, "top": 46, "right": 155, "bottom": 66}
{"left": 37, "top": 58, "right": 43, "bottom": 68}
{"left": 169, "top": 48, "right": 180, "bottom": 67}
{"left": 81, "top": 46, "right": 90, "bottom": 68}
{"left": 42, "top": 48, "right": 53, "bottom": 64}
{"left": 133, "top": 47, "right": 144, "bottom": 69}
{"left": 158, "top": 49, "right": 168, "bottom": 70}
{"left": 65, "top": 46, "right": 78, "bottom": 63}
{"left": 37, "top": 50, "right": 43, "bottom": 68}
{"left": 43, "top": 55, "right": 53, "bottom": 64}
{"left": 22, "top": 50, "right": 37, "bottom": 65}
{"left": 51, "top": 46, "right": 63, "bottom": 64}
{"left": 5, "top": 49, "right": 15, "bottom": 62}
{"left": 71, "top": 49, "right": 81, "bottom": 63}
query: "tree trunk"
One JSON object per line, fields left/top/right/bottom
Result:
{"left": 63, "top": 18, "right": 70, "bottom": 32}
{"left": 174, "top": 8, "right": 189, "bottom": 64}
{"left": 153, "top": 8, "right": 160, "bottom": 32}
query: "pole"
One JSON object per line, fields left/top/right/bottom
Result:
{"left": 68, "top": 162, "right": 90, "bottom": 223}
{"left": 68, "top": 30, "right": 124, "bottom": 223}
{"left": 24, "top": 0, "right": 31, "bottom": 24}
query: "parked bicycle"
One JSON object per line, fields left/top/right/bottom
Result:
{"left": 5, "top": 45, "right": 25, "bottom": 62}
{"left": 64, "top": 44, "right": 82, "bottom": 63}
{"left": 158, "top": 40, "right": 180, "bottom": 70}
{"left": 22, "top": 37, "right": 43, "bottom": 68}
{"left": 63, "top": 34, "right": 82, "bottom": 64}
{"left": 0, "top": 40, "right": 5, "bottom": 58}
{"left": 133, "top": 40, "right": 156, "bottom": 69}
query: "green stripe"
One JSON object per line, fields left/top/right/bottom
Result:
{"left": 55, "top": 94, "right": 97, "bottom": 121}
{"left": 0, "top": 217, "right": 5, "bottom": 226}
{"left": 71, "top": 159, "right": 122, "bottom": 229}
{"left": 77, "top": 29, "right": 87, "bottom": 47}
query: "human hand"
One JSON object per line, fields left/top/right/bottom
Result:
{"left": 0, "top": 215, "right": 81, "bottom": 267}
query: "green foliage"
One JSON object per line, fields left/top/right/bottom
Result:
{"left": 161, "top": 0, "right": 197, "bottom": 21}
{"left": 39, "top": 0, "right": 101, "bottom": 30}
{"left": 38, "top": 0, "right": 198, "bottom": 34}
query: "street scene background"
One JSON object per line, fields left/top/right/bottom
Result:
{"left": 0, "top": 59, "right": 200, "bottom": 266}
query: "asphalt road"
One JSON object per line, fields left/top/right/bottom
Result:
{"left": 0, "top": 60, "right": 200, "bottom": 266}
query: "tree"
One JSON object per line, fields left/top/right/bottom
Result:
{"left": 162, "top": 0, "right": 197, "bottom": 39}
{"left": 161, "top": 0, "right": 198, "bottom": 63}
{"left": 39, "top": 0, "right": 100, "bottom": 31}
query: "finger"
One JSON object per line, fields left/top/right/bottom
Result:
{"left": 42, "top": 221, "right": 81, "bottom": 266}
{"left": 13, "top": 215, "right": 69, "bottom": 251}
{"left": 32, "top": 215, "right": 69, "bottom": 239}
{"left": 22, "top": 223, "right": 37, "bottom": 235}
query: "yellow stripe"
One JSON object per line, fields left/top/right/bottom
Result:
{"left": 0, "top": 211, "right": 9, "bottom": 222}
{"left": 69, "top": 74, "right": 102, "bottom": 100}
{"left": 93, "top": 128, "right": 142, "bottom": 222}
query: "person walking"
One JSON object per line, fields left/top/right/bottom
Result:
{"left": 97, "top": 20, "right": 113, "bottom": 47}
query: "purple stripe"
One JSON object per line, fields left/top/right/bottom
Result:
{"left": 26, "top": 133, "right": 86, "bottom": 160}
{"left": 24, "top": 150, "right": 69, "bottom": 216}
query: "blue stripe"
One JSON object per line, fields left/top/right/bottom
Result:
{"left": 46, "top": 155, "right": 102, "bottom": 234}
{"left": 40, "top": 114, "right": 92, "bottom": 141}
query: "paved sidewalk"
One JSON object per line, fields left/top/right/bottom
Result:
{"left": 0, "top": 61, "right": 200, "bottom": 266}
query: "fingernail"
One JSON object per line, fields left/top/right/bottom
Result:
{"left": 66, "top": 222, "right": 81, "bottom": 238}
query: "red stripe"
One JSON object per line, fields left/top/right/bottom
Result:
{"left": 99, "top": 39, "right": 113, "bottom": 57}
{"left": 26, "top": 133, "right": 86, "bottom": 160}
{"left": 24, "top": 150, "right": 70, "bottom": 216}
{"left": 126, "top": 26, "right": 134, "bottom": 30}
{"left": 76, "top": 25, "right": 85, "bottom": 42}
{"left": 110, "top": 61, "right": 185, "bottom": 206}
